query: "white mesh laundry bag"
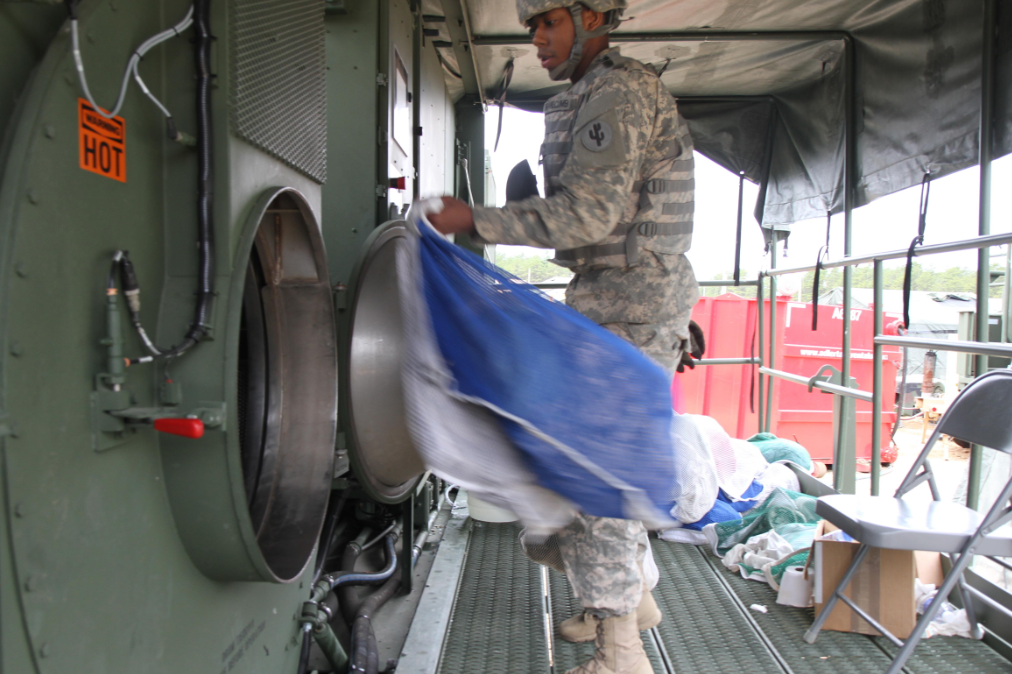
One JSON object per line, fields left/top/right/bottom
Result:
{"left": 668, "top": 414, "right": 719, "bottom": 524}
{"left": 673, "top": 415, "right": 767, "bottom": 503}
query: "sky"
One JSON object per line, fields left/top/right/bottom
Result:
{"left": 483, "top": 107, "right": 1012, "bottom": 288}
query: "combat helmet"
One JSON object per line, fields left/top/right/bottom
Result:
{"left": 516, "top": 1, "right": 626, "bottom": 81}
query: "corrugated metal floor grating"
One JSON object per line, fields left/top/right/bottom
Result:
{"left": 436, "top": 522, "right": 550, "bottom": 674}
{"left": 434, "top": 523, "right": 1011, "bottom": 674}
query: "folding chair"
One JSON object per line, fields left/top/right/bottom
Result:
{"left": 803, "top": 369, "right": 1012, "bottom": 674}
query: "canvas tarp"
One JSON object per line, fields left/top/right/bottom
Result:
{"left": 425, "top": 0, "right": 1011, "bottom": 230}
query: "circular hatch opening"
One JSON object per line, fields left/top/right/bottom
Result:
{"left": 237, "top": 191, "right": 336, "bottom": 582}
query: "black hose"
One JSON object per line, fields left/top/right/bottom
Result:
{"left": 313, "top": 491, "right": 349, "bottom": 585}
{"left": 349, "top": 529, "right": 430, "bottom": 674}
{"left": 337, "top": 538, "right": 367, "bottom": 623}
{"left": 165, "top": 0, "right": 215, "bottom": 358}
{"left": 350, "top": 574, "right": 401, "bottom": 674}
{"left": 324, "top": 536, "right": 399, "bottom": 592}
{"left": 114, "top": 0, "right": 214, "bottom": 362}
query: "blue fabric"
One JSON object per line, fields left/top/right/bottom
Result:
{"left": 724, "top": 480, "right": 764, "bottom": 513}
{"left": 417, "top": 226, "right": 677, "bottom": 522}
{"left": 682, "top": 480, "right": 764, "bottom": 530}
{"left": 682, "top": 499, "right": 741, "bottom": 530}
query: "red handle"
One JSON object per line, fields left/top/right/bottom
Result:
{"left": 154, "top": 417, "right": 205, "bottom": 439}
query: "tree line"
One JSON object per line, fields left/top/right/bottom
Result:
{"left": 700, "top": 262, "right": 1006, "bottom": 301}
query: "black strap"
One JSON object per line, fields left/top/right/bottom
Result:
{"left": 902, "top": 175, "right": 931, "bottom": 330}
{"left": 493, "top": 59, "right": 514, "bottom": 152}
{"left": 555, "top": 221, "right": 693, "bottom": 263}
{"left": 811, "top": 212, "right": 832, "bottom": 331}
{"left": 734, "top": 171, "right": 745, "bottom": 286}
{"left": 633, "top": 178, "right": 695, "bottom": 194}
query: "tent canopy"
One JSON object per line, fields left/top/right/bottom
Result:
{"left": 427, "top": 0, "right": 1010, "bottom": 228}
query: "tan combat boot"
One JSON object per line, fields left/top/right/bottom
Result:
{"left": 559, "top": 588, "right": 661, "bottom": 643}
{"left": 564, "top": 612, "right": 655, "bottom": 674}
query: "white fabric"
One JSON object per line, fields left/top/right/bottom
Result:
{"left": 720, "top": 530, "right": 806, "bottom": 590}
{"left": 668, "top": 414, "right": 720, "bottom": 524}
{"left": 720, "top": 437, "right": 770, "bottom": 499}
{"left": 754, "top": 462, "right": 802, "bottom": 500}
{"left": 915, "top": 580, "right": 975, "bottom": 639}
{"left": 657, "top": 528, "right": 708, "bottom": 545}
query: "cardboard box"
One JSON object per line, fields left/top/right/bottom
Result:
{"left": 811, "top": 521, "right": 942, "bottom": 639}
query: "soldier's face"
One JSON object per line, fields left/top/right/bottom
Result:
{"left": 529, "top": 8, "right": 576, "bottom": 72}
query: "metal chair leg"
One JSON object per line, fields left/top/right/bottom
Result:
{"left": 956, "top": 567, "right": 986, "bottom": 640}
{"left": 804, "top": 543, "right": 872, "bottom": 644}
{"left": 884, "top": 548, "right": 979, "bottom": 674}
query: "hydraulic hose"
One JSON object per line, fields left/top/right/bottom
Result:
{"left": 324, "top": 535, "right": 399, "bottom": 592}
{"left": 349, "top": 529, "right": 428, "bottom": 674}
{"left": 313, "top": 491, "right": 349, "bottom": 585}
{"left": 337, "top": 528, "right": 372, "bottom": 623}
{"left": 350, "top": 578, "right": 394, "bottom": 674}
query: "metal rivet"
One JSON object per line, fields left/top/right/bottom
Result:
{"left": 14, "top": 503, "right": 25, "bottom": 518}
{"left": 9, "top": 341, "right": 22, "bottom": 357}
{"left": 352, "top": 228, "right": 358, "bottom": 234}
{"left": 43, "top": 125, "right": 56, "bottom": 139}
{"left": 24, "top": 575, "right": 38, "bottom": 592}
{"left": 26, "top": 190, "right": 39, "bottom": 205}
{"left": 87, "top": 32, "right": 95, "bottom": 44}
{"left": 15, "top": 262, "right": 28, "bottom": 278}
{"left": 39, "top": 643, "right": 51, "bottom": 658}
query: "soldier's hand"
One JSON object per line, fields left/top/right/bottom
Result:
{"left": 428, "top": 197, "right": 476, "bottom": 235}
{"left": 675, "top": 321, "right": 706, "bottom": 373}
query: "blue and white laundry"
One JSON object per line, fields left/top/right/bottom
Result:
{"left": 398, "top": 206, "right": 679, "bottom": 533}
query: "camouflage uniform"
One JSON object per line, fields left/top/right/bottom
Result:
{"left": 472, "top": 47, "right": 698, "bottom": 618}
{"left": 473, "top": 48, "right": 698, "bottom": 372}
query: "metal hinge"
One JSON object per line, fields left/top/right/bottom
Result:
{"left": 376, "top": 73, "right": 388, "bottom": 87}
{"left": 375, "top": 184, "right": 387, "bottom": 198}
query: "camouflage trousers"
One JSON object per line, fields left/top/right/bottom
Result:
{"left": 600, "top": 315, "right": 689, "bottom": 375}
{"left": 520, "top": 515, "right": 648, "bottom": 618}
{"left": 514, "top": 311, "right": 677, "bottom": 617}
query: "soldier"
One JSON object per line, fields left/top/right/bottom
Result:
{"left": 428, "top": 2, "right": 698, "bottom": 673}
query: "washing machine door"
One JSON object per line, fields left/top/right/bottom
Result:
{"left": 343, "top": 221, "right": 425, "bottom": 503}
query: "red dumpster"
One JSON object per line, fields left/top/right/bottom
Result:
{"left": 680, "top": 294, "right": 901, "bottom": 464}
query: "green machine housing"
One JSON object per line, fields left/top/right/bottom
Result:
{"left": 0, "top": 0, "right": 483, "bottom": 671}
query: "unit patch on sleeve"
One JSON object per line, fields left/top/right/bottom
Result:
{"left": 78, "top": 99, "right": 126, "bottom": 182}
{"left": 580, "top": 119, "right": 614, "bottom": 152}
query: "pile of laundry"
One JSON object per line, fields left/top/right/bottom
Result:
{"left": 659, "top": 416, "right": 822, "bottom": 590}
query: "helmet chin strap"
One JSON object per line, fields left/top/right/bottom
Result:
{"left": 548, "top": 4, "right": 614, "bottom": 82}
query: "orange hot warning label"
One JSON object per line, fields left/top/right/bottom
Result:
{"left": 78, "top": 99, "right": 126, "bottom": 182}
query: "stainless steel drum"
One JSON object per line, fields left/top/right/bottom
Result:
{"left": 343, "top": 221, "right": 425, "bottom": 503}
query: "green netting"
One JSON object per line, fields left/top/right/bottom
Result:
{"left": 747, "top": 432, "right": 813, "bottom": 471}
{"left": 709, "top": 488, "right": 820, "bottom": 556}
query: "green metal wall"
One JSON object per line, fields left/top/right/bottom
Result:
{"left": 0, "top": 1, "right": 325, "bottom": 672}
{"left": 0, "top": 0, "right": 459, "bottom": 671}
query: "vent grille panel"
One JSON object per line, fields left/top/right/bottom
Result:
{"left": 231, "top": 0, "right": 327, "bottom": 183}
